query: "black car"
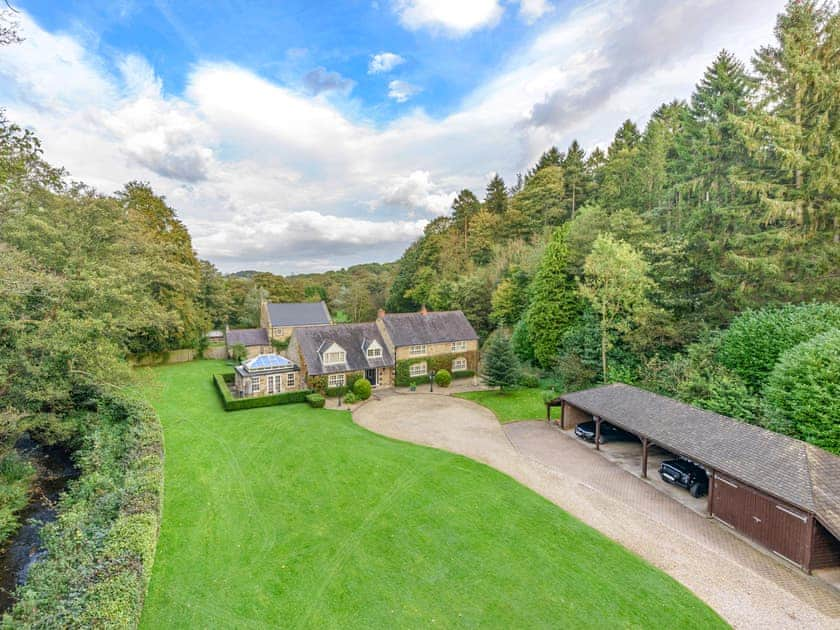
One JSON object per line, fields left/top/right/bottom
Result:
{"left": 659, "top": 459, "right": 709, "bottom": 497}
{"left": 574, "top": 421, "right": 637, "bottom": 443}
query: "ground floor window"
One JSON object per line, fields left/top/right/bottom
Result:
{"left": 287, "top": 372, "right": 295, "bottom": 388}
{"left": 251, "top": 377, "right": 261, "bottom": 394}
{"left": 328, "top": 373, "right": 345, "bottom": 387}
{"left": 452, "top": 357, "right": 467, "bottom": 371}
{"left": 409, "top": 362, "right": 427, "bottom": 378}
{"left": 267, "top": 374, "right": 279, "bottom": 393}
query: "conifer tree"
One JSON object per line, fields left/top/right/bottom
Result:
{"left": 484, "top": 174, "right": 508, "bottom": 214}
{"left": 562, "top": 140, "right": 587, "bottom": 218}
{"left": 481, "top": 333, "right": 519, "bottom": 390}
{"left": 524, "top": 224, "right": 580, "bottom": 367}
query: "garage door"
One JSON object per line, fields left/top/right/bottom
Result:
{"left": 712, "top": 473, "right": 809, "bottom": 567}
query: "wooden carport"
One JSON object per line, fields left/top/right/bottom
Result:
{"left": 546, "top": 383, "right": 840, "bottom": 574}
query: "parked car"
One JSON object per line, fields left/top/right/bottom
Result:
{"left": 574, "top": 420, "right": 637, "bottom": 443}
{"left": 659, "top": 459, "right": 709, "bottom": 498}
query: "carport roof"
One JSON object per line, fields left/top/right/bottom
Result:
{"left": 557, "top": 383, "right": 840, "bottom": 539}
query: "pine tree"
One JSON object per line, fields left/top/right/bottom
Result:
{"left": 484, "top": 174, "right": 508, "bottom": 214}
{"left": 524, "top": 224, "right": 580, "bottom": 367}
{"left": 451, "top": 189, "right": 480, "bottom": 257}
{"left": 481, "top": 333, "right": 519, "bottom": 390}
{"left": 562, "top": 140, "right": 588, "bottom": 218}
{"left": 526, "top": 146, "right": 563, "bottom": 182}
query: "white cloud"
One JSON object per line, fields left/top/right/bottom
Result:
{"left": 0, "top": 2, "right": 785, "bottom": 272}
{"left": 392, "top": 0, "right": 504, "bottom": 36}
{"left": 518, "top": 0, "right": 553, "bottom": 23}
{"left": 368, "top": 52, "right": 405, "bottom": 74}
{"left": 388, "top": 79, "right": 422, "bottom": 102}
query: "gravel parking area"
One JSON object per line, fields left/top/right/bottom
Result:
{"left": 354, "top": 394, "right": 840, "bottom": 629}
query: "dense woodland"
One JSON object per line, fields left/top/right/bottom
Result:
{"left": 0, "top": 0, "right": 837, "bottom": 623}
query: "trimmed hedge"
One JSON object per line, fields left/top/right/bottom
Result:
{"left": 395, "top": 352, "right": 477, "bottom": 386}
{"left": 306, "top": 393, "right": 325, "bottom": 408}
{"left": 452, "top": 370, "right": 475, "bottom": 380}
{"left": 4, "top": 393, "right": 164, "bottom": 628}
{"left": 213, "top": 373, "right": 312, "bottom": 411}
{"left": 353, "top": 378, "right": 372, "bottom": 400}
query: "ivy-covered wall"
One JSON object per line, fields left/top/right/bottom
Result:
{"left": 395, "top": 351, "right": 478, "bottom": 386}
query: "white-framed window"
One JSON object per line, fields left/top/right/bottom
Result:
{"left": 367, "top": 346, "right": 382, "bottom": 359}
{"left": 451, "top": 340, "right": 467, "bottom": 352}
{"left": 251, "top": 377, "right": 261, "bottom": 394}
{"left": 409, "top": 362, "right": 427, "bottom": 377}
{"left": 409, "top": 344, "right": 426, "bottom": 356}
{"left": 452, "top": 358, "right": 467, "bottom": 371}
{"left": 328, "top": 373, "right": 345, "bottom": 387}
{"left": 324, "top": 350, "right": 346, "bottom": 364}
{"left": 287, "top": 372, "right": 295, "bottom": 388}
{"left": 266, "top": 374, "right": 278, "bottom": 393}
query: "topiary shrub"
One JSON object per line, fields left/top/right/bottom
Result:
{"left": 344, "top": 391, "right": 358, "bottom": 404}
{"left": 763, "top": 329, "right": 840, "bottom": 454}
{"left": 717, "top": 303, "right": 840, "bottom": 391}
{"left": 306, "top": 393, "right": 325, "bottom": 408}
{"left": 434, "top": 369, "right": 451, "bottom": 387}
{"left": 353, "top": 378, "right": 372, "bottom": 400}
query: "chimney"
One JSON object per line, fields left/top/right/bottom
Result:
{"left": 420, "top": 304, "right": 428, "bottom": 316}
{"left": 377, "top": 308, "right": 386, "bottom": 319}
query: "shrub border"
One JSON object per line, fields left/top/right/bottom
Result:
{"left": 213, "top": 373, "right": 312, "bottom": 411}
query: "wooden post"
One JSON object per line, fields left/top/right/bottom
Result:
{"left": 804, "top": 514, "right": 816, "bottom": 574}
{"left": 708, "top": 470, "right": 715, "bottom": 516}
{"left": 560, "top": 401, "right": 565, "bottom": 430}
{"left": 546, "top": 401, "right": 551, "bottom": 424}
{"left": 594, "top": 416, "right": 601, "bottom": 451}
{"left": 641, "top": 438, "right": 649, "bottom": 478}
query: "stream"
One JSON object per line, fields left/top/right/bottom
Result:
{"left": 0, "top": 434, "right": 78, "bottom": 613}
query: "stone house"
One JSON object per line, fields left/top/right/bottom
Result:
{"left": 225, "top": 327, "right": 272, "bottom": 360}
{"left": 289, "top": 322, "right": 394, "bottom": 390}
{"left": 233, "top": 353, "right": 302, "bottom": 397}
{"left": 259, "top": 301, "right": 332, "bottom": 342}
{"left": 288, "top": 307, "right": 479, "bottom": 390}
{"left": 376, "top": 307, "right": 479, "bottom": 386}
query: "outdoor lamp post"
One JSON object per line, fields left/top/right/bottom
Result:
{"left": 430, "top": 370, "right": 436, "bottom": 392}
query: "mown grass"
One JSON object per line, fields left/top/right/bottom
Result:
{"left": 455, "top": 388, "right": 548, "bottom": 423}
{"left": 138, "top": 360, "right": 725, "bottom": 628}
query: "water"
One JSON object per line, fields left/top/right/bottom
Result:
{"left": 0, "top": 435, "right": 77, "bottom": 612}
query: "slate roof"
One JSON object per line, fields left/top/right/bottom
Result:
{"left": 559, "top": 383, "right": 840, "bottom": 538}
{"left": 266, "top": 301, "right": 331, "bottom": 327}
{"left": 293, "top": 323, "right": 393, "bottom": 376}
{"left": 381, "top": 311, "right": 478, "bottom": 346}
{"left": 226, "top": 327, "right": 269, "bottom": 347}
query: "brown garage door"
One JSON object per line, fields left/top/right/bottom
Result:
{"left": 712, "top": 473, "right": 809, "bottom": 567}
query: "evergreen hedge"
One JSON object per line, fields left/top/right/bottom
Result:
{"left": 213, "top": 373, "right": 312, "bottom": 411}
{"left": 305, "top": 393, "right": 325, "bottom": 408}
{"left": 395, "top": 353, "right": 476, "bottom": 386}
{"left": 4, "top": 394, "right": 164, "bottom": 628}
{"left": 763, "top": 329, "right": 840, "bottom": 454}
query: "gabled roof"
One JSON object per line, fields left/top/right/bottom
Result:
{"left": 293, "top": 322, "right": 393, "bottom": 375}
{"left": 381, "top": 310, "right": 478, "bottom": 346}
{"left": 266, "top": 301, "right": 331, "bottom": 327}
{"left": 226, "top": 327, "right": 270, "bottom": 347}
{"left": 559, "top": 383, "right": 840, "bottom": 539}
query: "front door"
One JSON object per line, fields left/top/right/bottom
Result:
{"left": 365, "top": 368, "right": 377, "bottom": 386}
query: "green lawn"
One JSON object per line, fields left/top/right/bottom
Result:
{"left": 138, "top": 361, "right": 725, "bottom": 628}
{"left": 454, "top": 388, "right": 548, "bottom": 423}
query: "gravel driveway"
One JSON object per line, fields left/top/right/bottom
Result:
{"left": 354, "top": 393, "right": 840, "bottom": 629}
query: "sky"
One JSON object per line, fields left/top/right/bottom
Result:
{"left": 1, "top": 0, "right": 785, "bottom": 274}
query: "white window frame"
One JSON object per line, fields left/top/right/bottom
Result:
{"left": 409, "top": 362, "right": 427, "bottom": 378}
{"left": 266, "top": 374, "right": 278, "bottom": 394}
{"left": 451, "top": 340, "right": 467, "bottom": 352}
{"left": 367, "top": 346, "right": 382, "bottom": 359}
{"left": 251, "top": 377, "right": 261, "bottom": 394}
{"left": 409, "top": 344, "right": 426, "bottom": 356}
{"left": 286, "top": 372, "right": 295, "bottom": 388}
{"left": 323, "top": 351, "right": 346, "bottom": 365}
{"left": 328, "top": 373, "right": 346, "bottom": 387}
{"left": 452, "top": 358, "right": 467, "bottom": 371}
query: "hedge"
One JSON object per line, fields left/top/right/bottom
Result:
{"left": 395, "top": 353, "right": 477, "bottom": 386}
{"left": 306, "top": 393, "right": 325, "bottom": 408}
{"left": 4, "top": 393, "right": 164, "bottom": 628}
{"left": 452, "top": 370, "right": 475, "bottom": 380}
{"left": 213, "top": 373, "right": 312, "bottom": 411}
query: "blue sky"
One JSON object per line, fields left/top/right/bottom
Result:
{"left": 2, "top": 0, "right": 785, "bottom": 273}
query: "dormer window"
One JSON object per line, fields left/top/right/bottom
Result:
{"left": 322, "top": 342, "right": 346, "bottom": 365}
{"left": 366, "top": 340, "right": 383, "bottom": 359}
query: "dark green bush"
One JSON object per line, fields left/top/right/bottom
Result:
{"left": 325, "top": 386, "right": 348, "bottom": 398}
{"left": 344, "top": 391, "right": 358, "bottom": 404}
{"left": 763, "top": 330, "right": 840, "bottom": 454}
{"left": 518, "top": 372, "right": 540, "bottom": 388}
{"left": 717, "top": 303, "right": 840, "bottom": 391}
{"left": 305, "top": 393, "right": 325, "bottom": 408}
{"left": 212, "top": 373, "right": 312, "bottom": 411}
{"left": 434, "top": 369, "right": 452, "bottom": 387}
{"left": 452, "top": 370, "right": 475, "bottom": 380}
{"left": 353, "top": 378, "right": 372, "bottom": 400}
{"left": 0, "top": 452, "right": 36, "bottom": 547}
{"left": 4, "top": 393, "right": 163, "bottom": 628}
